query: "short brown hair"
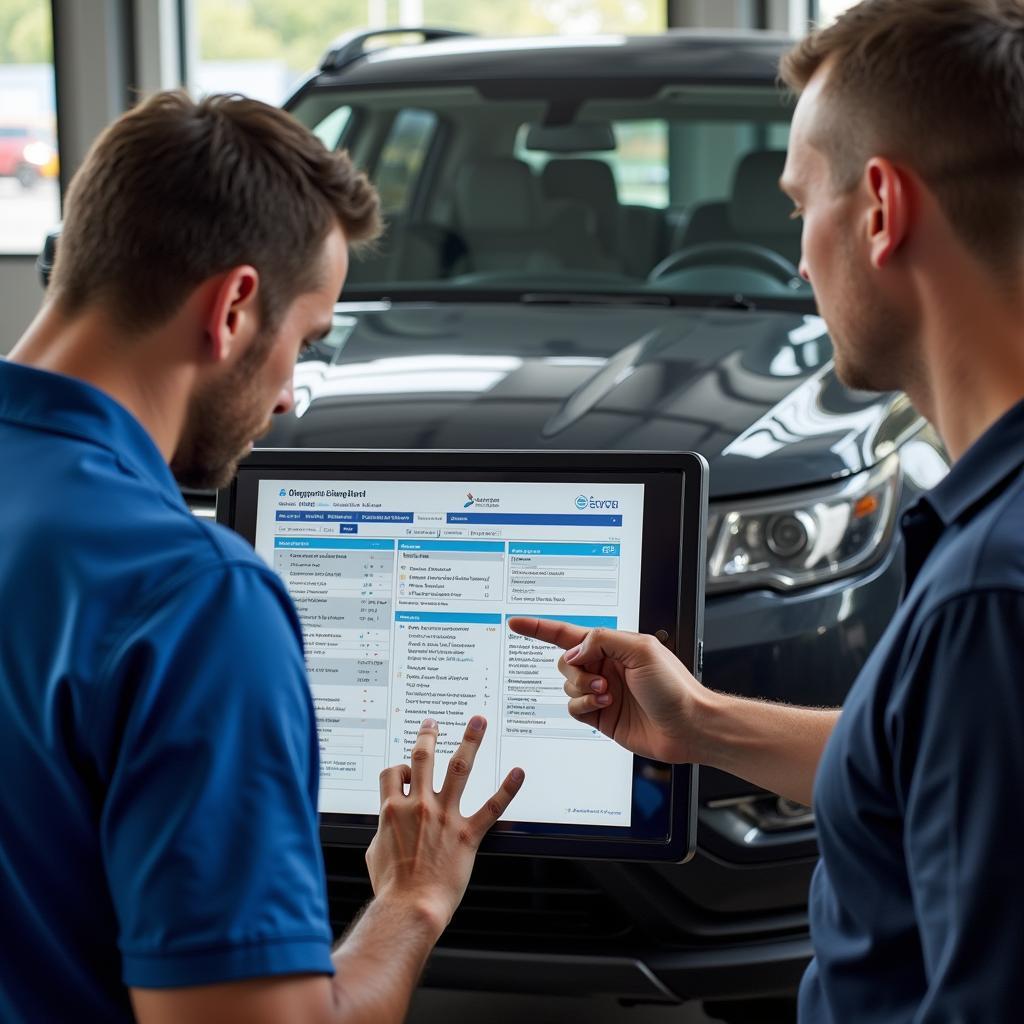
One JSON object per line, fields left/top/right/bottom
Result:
{"left": 781, "top": 0, "right": 1024, "bottom": 269}
{"left": 50, "top": 90, "right": 380, "bottom": 332}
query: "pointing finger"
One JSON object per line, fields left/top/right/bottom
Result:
{"left": 508, "top": 616, "right": 589, "bottom": 652}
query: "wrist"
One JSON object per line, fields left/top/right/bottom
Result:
{"left": 371, "top": 888, "right": 451, "bottom": 942}
{"left": 686, "top": 682, "right": 735, "bottom": 769}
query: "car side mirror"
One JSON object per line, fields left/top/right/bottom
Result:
{"left": 38, "top": 226, "right": 61, "bottom": 289}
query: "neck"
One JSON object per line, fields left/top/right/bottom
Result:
{"left": 8, "top": 301, "right": 195, "bottom": 462}
{"left": 902, "top": 257, "right": 1024, "bottom": 463}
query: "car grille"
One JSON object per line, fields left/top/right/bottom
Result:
{"left": 323, "top": 846, "right": 635, "bottom": 947}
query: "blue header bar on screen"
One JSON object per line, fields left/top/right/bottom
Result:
{"left": 276, "top": 511, "right": 413, "bottom": 523}
{"left": 445, "top": 512, "right": 622, "bottom": 527}
{"left": 505, "top": 614, "right": 618, "bottom": 629}
{"left": 398, "top": 540, "right": 504, "bottom": 553}
{"left": 509, "top": 542, "right": 620, "bottom": 557}
{"left": 395, "top": 612, "right": 503, "bottom": 624}
{"left": 274, "top": 538, "right": 395, "bottom": 550}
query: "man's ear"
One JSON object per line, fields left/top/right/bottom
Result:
{"left": 865, "top": 158, "right": 911, "bottom": 270}
{"left": 203, "top": 265, "right": 260, "bottom": 364}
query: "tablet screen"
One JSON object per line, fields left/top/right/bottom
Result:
{"left": 252, "top": 478, "right": 641, "bottom": 828}
{"left": 223, "top": 450, "right": 705, "bottom": 861}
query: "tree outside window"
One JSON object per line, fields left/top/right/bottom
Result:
{"left": 0, "top": 0, "right": 59, "bottom": 254}
{"left": 192, "top": 0, "right": 666, "bottom": 104}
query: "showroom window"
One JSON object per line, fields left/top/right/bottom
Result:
{"left": 188, "top": 0, "right": 666, "bottom": 104}
{"left": 0, "top": 0, "right": 59, "bottom": 255}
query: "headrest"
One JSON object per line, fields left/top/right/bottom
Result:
{"left": 728, "top": 150, "right": 798, "bottom": 235}
{"left": 542, "top": 158, "right": 619, "bottom": 214}
{"left": 454, "top": 157, "right": 543, "bottom": 230}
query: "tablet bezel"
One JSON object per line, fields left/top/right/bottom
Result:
{"left": 218, "top": 449, "right": 706, "bottom": 862}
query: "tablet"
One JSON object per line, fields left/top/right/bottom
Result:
{"left": 218, "top": 450, "right": 707, "bottom": 862}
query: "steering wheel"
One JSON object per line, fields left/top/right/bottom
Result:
{"left": 648, "top": 241, "right": 802, "bottom": 288}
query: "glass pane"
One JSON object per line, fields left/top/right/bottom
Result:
{"left": 312, "top": 105, "right": 352, "bottom": 150}
{"left": 818, "top": 0, "right": 861, "bottom": 24}
{"left": 515, "top": 120, "right": 669, "bottom": 208}
{"left": 375, "top": 108, "right": 437, "bottom": 214}
{"left": 0, "top": 0, "right": 60, "bottom": 255}
{"left": 290, "top": 84, "right": 805, "bottom": 302}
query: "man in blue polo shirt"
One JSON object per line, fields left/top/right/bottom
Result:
{"left": 0, "top": 92, "right": 522, "bottom": 1023}
{"left": 512, "top": 1, "right": 1024, "bottom": 1020}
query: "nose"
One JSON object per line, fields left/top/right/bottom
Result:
{"left": 798, "top": 257, "right": 811, "bottom": 284}
{"left": 273, "top": 379, "right": 294, "bottom": 417}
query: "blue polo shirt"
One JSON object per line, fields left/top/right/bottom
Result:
{"left": 0, "top": 361, "right": 333, "bottom": 1022}
{"left": 800, "top": 398, "right": 1024, "bottom": 1021}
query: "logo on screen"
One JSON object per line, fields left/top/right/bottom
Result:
{"left": 576, "top": 494, "right": 620, "bottom": 510}
{"left": 464, "top": 493, "right": 476, "bottom": 508}
{"left": 279, "top": 488, "right": 287, "bottom": 497}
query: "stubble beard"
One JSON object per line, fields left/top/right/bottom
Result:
{"left": 826, "top": 242, "right": 914, "bottom": 395}
{"left": 170, "top": 330, "right": 277, "bottom": 490}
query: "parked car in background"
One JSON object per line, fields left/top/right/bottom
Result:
{"left": 0, "top": 126, "right": 57, "bottom": 188}
{"left": 38, "top": 28, "right": 950, "bottom": 1022}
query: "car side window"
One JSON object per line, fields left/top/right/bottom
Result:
{"left": 374, "top": 108, "right": 439, "bottom": 215}
{"left": 311, "top": 105, "right": 352, "bottom": 151}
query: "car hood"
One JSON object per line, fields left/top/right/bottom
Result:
{"left": 264, "top": 300, "right": 915, "bottom": 500}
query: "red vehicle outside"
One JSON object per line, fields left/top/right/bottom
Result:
{"left": 0, "top": 126, "right": 58, "bottom": 188}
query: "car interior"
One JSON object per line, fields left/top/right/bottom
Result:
{"left": 292, "top": 85, "right": 810, "bottom": 301}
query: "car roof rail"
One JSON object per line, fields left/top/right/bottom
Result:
{"left": 319, "top": 27, "right": 473, "bottom": 72}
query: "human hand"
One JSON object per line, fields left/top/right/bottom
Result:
{"left": 366, "top": 716, "right": 524, "bottom": 935}
{"left": 507, "top": 619, "right": 712, "bottom": 765}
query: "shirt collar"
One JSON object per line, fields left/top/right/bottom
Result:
{"left": 918, "top": 397, "right": 1024, "bottom": 527}
{"left": 0, "top": 360, "right": 183, "bottom": 503}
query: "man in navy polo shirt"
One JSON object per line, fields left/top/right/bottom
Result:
{"left": 512, "top": 1, "right": 1024, "bottom": 1020}
{"left": 0, "top": 91, "right": 522, "bottom": 1023}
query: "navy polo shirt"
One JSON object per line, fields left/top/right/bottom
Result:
{"left": 800, "top": 398, "right": 1024, "bottom": 1021}
{"left": 0, "top": 361, "right": 333, "bottom": 1022}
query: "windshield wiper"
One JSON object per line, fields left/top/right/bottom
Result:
{"left": 519, "top": 292, "right": 672, "bottom": 307}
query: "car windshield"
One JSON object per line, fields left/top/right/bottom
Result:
{"left": 289, "top": 82, "right": 810, "bottom": 306}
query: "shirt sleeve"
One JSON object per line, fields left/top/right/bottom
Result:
{"left": 892, "top": 588, "right": 1024, "bottom": 1022}
{"left": 92, "top": 562, "right": 334, "bottom": 989}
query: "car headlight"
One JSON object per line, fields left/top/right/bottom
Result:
{"left": 22, "top": 141, "right": 53, "bottom": 167}
{"left": 706, "top": 453, "right": 901, "bottom": 594}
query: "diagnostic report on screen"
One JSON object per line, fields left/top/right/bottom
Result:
{"left": 254, "top": 479, "right": 645, "bottom": 827}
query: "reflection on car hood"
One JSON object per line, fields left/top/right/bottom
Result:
{"left": 263, "top": 301, "right": 916, "bottom": 500}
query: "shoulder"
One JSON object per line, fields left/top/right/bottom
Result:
{"left": 970, "top": 469, "right": 1024, "bottom": 589}
{"left": 916, "top": 468, "right": 1024, "bottom": 608}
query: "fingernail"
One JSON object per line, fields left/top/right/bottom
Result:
{"left": 589, "top": 678, "right": 604, "bottom": 693}
{"left": 510, "top": 767, "right": 525, "bottom": 783}
{"left": 596, "top": 694, "right": 612, "bottom": 706}
{"left": 421, "top": 718, "right": 437, "bottom": 731}
{"left": 469, "top": 715, "right": 485, "bottom": 731}
{"left": 565, "top": 644, "right": 582, "bottom": 663}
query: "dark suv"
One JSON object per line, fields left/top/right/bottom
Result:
{"left": 39, "top": 28, "right": 950, "bottom": 1021}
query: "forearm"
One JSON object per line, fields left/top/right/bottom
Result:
{"left": 327, "top": 896, "right": 443, "bottom": 1024}
{"left": 694, "top": 690, "right": 840, "bottom": 806}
